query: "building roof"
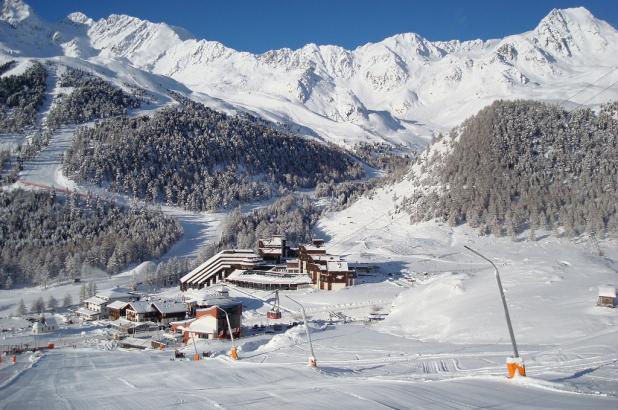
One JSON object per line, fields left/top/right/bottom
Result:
{"left": 44, "top": 317, "right": 58, "bottom": 327}
{"left": 180, "top": 249, "right": 260, "bottom": 285}
{"left": 192, "top": 295, "right": 242, "bottom": 309}
{"left": 127, "top": 301, "right": 156, "bottom": 314}
{"left": 327, "top": 261, "right": 350, "bottom": 272}
{"left": 227, "top": 269, "right": 312, "bottom": 285}
{"left": 83, "top": 295, "right": 107, "bottom": 305}
{"left": 97, "top": 288, "right": 133, "bottom": 300}
{"left": 152, "top": 301, "right": 186, "bottom": 314}
{"left": 313, "top": 254, "right": 345, "bottom": 262}
{"left": 599, "top": 286, "right": 616, "bottom": 298}
{"left": 76, "top": 307, "right": 99, "bottom": 317}
{"left": 107, "top": 300, "right": 130, "bottom": 310}
{"left": 260, "top": 236, "right": 284, "bottom": 247}
{"left": 188, "top": 316, "right": 218, "bottom": 334}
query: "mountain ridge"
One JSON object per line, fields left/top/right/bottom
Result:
{"left": 1, "top": 0, "right": 617, "bottom": 150}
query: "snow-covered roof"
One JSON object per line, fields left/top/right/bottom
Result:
{"left": 152, "top": 301, "right": 186, "bottom": 314}
{"left": 97, "top": 288, "right": 133, "bottom": 300}
{"left": 84, "top": 295, "right": 107, "bottom": 305}
{"left": 227, "top": 269, "right": 312, "bottom": 285}
{"left": 76, "top": 307, "right": 99, "bottom": 317}
{"left": 44, "top": 317, "right": 58, "bottom": 327}
{"left": 598, "top": 286, "right": 616, "bottom": 298}
{"left": 313, "top": 254, "right": 345, "bottom": 262}
{"left": 127, "top": 301, "right": 156, "bottom": 314}
{"left": 188, "top": 316, "right": 217, "bottom": 334}
{"left": 107, "top": 300, "right": 130, "bottom": 310}
{"left": 260, "top": 236, "right": 284, "bottom": 247}
{"left": 327, "top": 261, "right": 350, "bottom": 272}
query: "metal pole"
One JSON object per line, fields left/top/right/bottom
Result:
{"left": 214, "top": 305, "right": 237, "bottom": 360}
{"left": 464, "top": 245, "right": 519, "bottom": 358}
{"left": 214, "top": 306, "right": 234, "bottom": 343}
{"left": 285, "top": 296, "right": 316, "bottom": 366}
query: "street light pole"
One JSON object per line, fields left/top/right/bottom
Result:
{"left": 285, "top": 296, "right": 316, "bottom": 367}
{"left": 213, "top": 305, "right": 238, "bottom": 360}
{"left": 464, "top": 245, "right": 525, "bottom": 377}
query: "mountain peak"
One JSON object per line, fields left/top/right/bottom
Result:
{"left": 65, "top": 11, "right": 93, "bottom": 27}
{"left": 1, "top": 0, "right": 34, "bottom": 25}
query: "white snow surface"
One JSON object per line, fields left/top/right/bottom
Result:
{"left": 2, "top": 1, "right": 618, "bottom": 149}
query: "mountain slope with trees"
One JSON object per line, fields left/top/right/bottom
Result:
{"left": 46, "top": 66, "right": 141, "bottom": 128}
{"left": 63, "top": 98, "right": 364, "bottom": 211}
{"left": 0, "top": 60, "right": 46, "bottom": 132}
{"left": 403, "top": 100, "right": 618, "bottom": 238}
{"left": 0, "top": 189, "right": 182, "bottom": 288}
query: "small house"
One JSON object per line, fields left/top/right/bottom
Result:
{"left": 597, "top": 286, "right": 616, "bottom": 308}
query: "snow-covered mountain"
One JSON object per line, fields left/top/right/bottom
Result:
{"left": 1, "top": 0, "right": 618, "bottom": 149}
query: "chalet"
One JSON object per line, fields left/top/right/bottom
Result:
{"left": 126, "top": 301, "right": 158, "bottom": 322}
{"left": 151, "top": 301, "right": 187, "bottom": 325}
{"left": 107, "top": 301, "right": 130, "bottom": 321}
{"left": 32, "top": 317, "right": 59, "bottom": 334}
{"left": 597, "top": 286, "right": 616, "bottom": 308}
{"left": 298, "top": 240, "right": 356, "bottom": 290}
{"left": 77, "top": 296, "right": 108, "bottom": 320}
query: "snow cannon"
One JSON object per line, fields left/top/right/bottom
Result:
{"left": 308, "top": 356, "right": 317, "bottom": 367}
{"left": 229, "top": 345, "right": 238, "bottom": 360}
{"left": 507, "top": 357, "right": 526, "bottom": 378}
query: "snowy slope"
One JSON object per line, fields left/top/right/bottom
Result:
{"left": 2, "top": 0, "right": 618, "bottom": 149}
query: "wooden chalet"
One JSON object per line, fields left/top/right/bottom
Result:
{"left": 126, "top": 301, "right": 158, "bottom": 322}
{"left": 107, "top": 301, "right": 130, "bottom": 321}
{"left": 298, "top": 239, "right": 356, "bottom": 290}
{"left": 151, "top": 301, "right": 187, "bottom": 325}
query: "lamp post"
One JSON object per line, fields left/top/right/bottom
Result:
{"left": 213, "top": 305, "right": 238, "bottom": 360}
{"left": 285, "top": 296, "right": 316, "bottom": 367}
{"left": 464, "top": 245, "right": 525, "bottom": 377}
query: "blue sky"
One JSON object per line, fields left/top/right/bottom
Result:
{"left": 28, "top": 1, "right": 618, "bottom": 53}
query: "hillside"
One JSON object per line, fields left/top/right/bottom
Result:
{"left": 0, "top": 189, "right": 182, "bottom": 287}
{"left": 62, "top": 98, "right": 364, "bottom": 211}
{"left": 1, "top": 0, "right": 618, "bottom": 148}
{"left": 401, "top": 100, "right": 618, "bottom": 238}
{"left": 0, "top": 60, "right": 46, "bottom": 132}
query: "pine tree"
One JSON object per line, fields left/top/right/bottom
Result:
{"left": 31, "top": 297, "right": 45, "bottom": 314}
{"left": 79, "top": 283, "right": 87, "bottom": 302}
{"left": 63, "top": 293, "right": 73, "bottom": 308}
{"left": 16, "top": 299, "right": 26, "bottom": 316}
{"left": 47, "top": 296, "right": 58, "bottom": 312}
